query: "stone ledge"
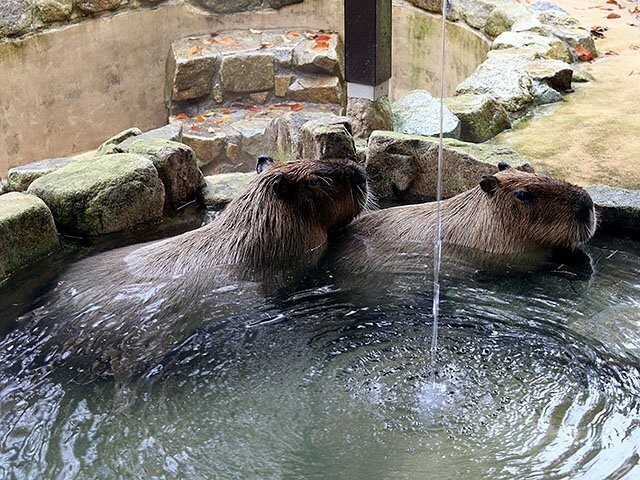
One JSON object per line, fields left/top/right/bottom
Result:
{"left": 586, "top": 186, "right": 640, "bottom": 235}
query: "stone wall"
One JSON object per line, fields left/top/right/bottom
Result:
{"left": 0, "top": 0, "right": 304, "bottom": 39}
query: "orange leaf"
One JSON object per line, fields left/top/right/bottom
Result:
{"left": 195, "top": 116, "right": 206, "bottom": 122}
{"left": 175, "top": 113, "right": 188, "bottom": 120}
{"left": 606, "top": 13, "right": 620, "bottom": 19}
{"left": 217, "top": 37, "right": 238, "bottom": 45}
{"left": 220, "top": 115, "right": 233, "bottom": 122}
{"left": 244, "top": 114, "right": 253, "bottom": 120}
{"left": 268, "top": 105, "right": 278, "bottom": 110}
{"left": 290, "top": 103, "right": 303, "bottom": 111}
{"left": 190, "top": 126, "right": 200, "bottom": 131}
{"left": 260, "top": 42, "right": 274, "bottom": 49}
{"left": 248, "top": 105, "right": 263, "bottom": 112}
{"left": 220, "top": 108, "right": 232, "bottom": 114}
{"left": 312, "top": 42, "right": 329, "bottom": 51}
{"left": 573, "top": 46, "right": 595, "bottom": 62}
{"left": 286, "top": 30, "right": 301, "bottom": 36}
{"left": 187, "top": 46, "right": 204, "bottom": 55}
{"left": 315, "top": 35, "right": 331, "bottom": 42}
{"left": 214, "top": 120, "right": 224, "bottom": 125}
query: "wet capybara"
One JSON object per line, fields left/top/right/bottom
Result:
{"left": 4, "top": 156, "right": 368, "bottom": 384}
{"left": 348, "top": 163, "right": 596, "bottom": 254}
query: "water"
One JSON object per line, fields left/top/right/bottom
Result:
{"left": 0, "top": 233, "right": 638, "bottom": 479}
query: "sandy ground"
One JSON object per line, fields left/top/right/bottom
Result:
{"left": 491, "top": 0, "right": 640, "bottom": 189}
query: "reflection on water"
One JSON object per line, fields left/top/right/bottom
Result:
{"left": 0, "top": 234, "right": 638, "bottom": 479}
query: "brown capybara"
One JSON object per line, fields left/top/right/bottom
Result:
{"left": 348, "top": 162, "right": 596, "bottom": 255}
{"left": 6, "top": 155, "right": 368, "bottom": 385}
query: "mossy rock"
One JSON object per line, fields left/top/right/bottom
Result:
{"left": 0, "top": 192, "right": 59, "bottom": 279}
{"left": 28, "top": 154, "right": 165, "bottom": 236}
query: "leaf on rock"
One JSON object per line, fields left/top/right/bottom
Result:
{"left": 573, "top": 46, "right": 595, "bottom": 62}
{"left": 313, "top": 42, "right": 329, "bottom": 51}
{"left": 175, "top": 113, "right": 189, "bottom": 120}
{"left": 195, "top": 116, "right": 206, "bottom": 122}
{"left": 187, "top": 46, "right": 204, "bottom": 55}
{"left": 606, "top": 13, "right": 621, "bottom": 19}
{"left": 290, "top": 103, "right": 303, "bottom": 111}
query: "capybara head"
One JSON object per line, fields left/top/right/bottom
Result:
{"left": 217, "top": 156, "right": 369, "bottom": 270}
{"left": 478, "top": 162, "right": 596, "bottom": 251}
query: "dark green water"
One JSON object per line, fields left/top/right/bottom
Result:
{"left": 0, "top": 231, "right": 638, "bottom": 479}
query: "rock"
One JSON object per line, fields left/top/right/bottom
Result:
{"left": 201, "top": 172, "right": 256, "bottom": 209}
{"left": 117, "top": 124, "right": 183, "bottom": 151}
{"left": 7, "top": 157, "right": 77, "bottom": 192}
{"left": 97, "top": 128, "right": 143, "bottom": 156}
{"left": 392, "top": 90, "right": 461, "bottom": 138}
{"left": 346, "top": 96, "right": 393, "bottom": 140}
{"left": 77, "top": 0, "right": 126, "bottom": 15}
{"left": 531, "top": 81, "right": 562, "bottom": 105}
{"left": 190, "top": 0, "right": 261, "bottom": 13}
{"left": 166, "top": 42, "right": 219, "bottom": 102}
{"left": 231, "top": 119, "right": 272, "bottom": 156}
{"left": 511, "top": 15, "right": 547, "bottom": 35}
{"left": 181, "top": 127, "right": 228, "bottom": 168}
{"left": 274, "top": 74, "right": 294, "bottom": 97}
{"left": 0, "top": 0, "right": 33, "bottom": 37}
{"left": 455, "top": 54, "right": 534, "bottom": 115}
{"left": 458, "top": 0, "right": 508, "bottom": 29}
{"left": 299, "top": 117, "right": 356, "bottom": 161}
{"left": 293, "top": 34, "right": 343, "bottom": 78}
{"left": 0, "top": 179, "right": 9, "bottom": 195}
{"left": 28, "top": 154, "right": 165, "bottom": 236}
{"left": 365, "top": 131, "right": 532, "bottom": 201}
{"left": 530, "top": 1, "right": 567, "bottom": 14}
{"left": 266, "top": 110, "right": 341, "bottom": 159}
{"left": 249, "top": 91, "right": 270, "bottom": 104}
{"left": 586, "top": 186, "right": 640, "bottom": 235}
{"left": 35, "top": 0, "right": 73, "bottom": 23}
{"left": 492, "top": 31, "right": 571, "bottom": 62}
{"left": 526, "top": 59, "right": 572, "bottom": 90}
{"left": 220, "top": 52, "right": 275, "bottom": 93}
{"left": 127, "top": 140, "right": 202, "bottom": 212}
{"left": 287, "top": 75, "right": 343, "bottom": 104}
{"left": 444, "top": 93, "right": 511, "bottom": 142}
{"left": 572, "top": 66, "right": 595, "bottom": 83}
{"left": 355, "top": 139, "right": 368, "bottom": 166}
{"left": 534, "top": 8, "right": 578, "bottom": 27}
{"left": 551, "top": 26, "right": 597, "bottom": 60}
{"left": 484, "top": 2, "right": 531, "bottom": 38}
{"left": 0, "top": 193, "right": 59, "bottom": 279}
{"left": 266, "top": 0, "right": 304, "bottom": 8}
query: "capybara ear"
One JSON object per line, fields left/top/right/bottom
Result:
{"left": 256, "top": 155, "right": 274, "bottom": 174}
{"left": 272, "top": 172, "right": 294, "bottom": 200}
{"left": 480, "top": 175, "right": 499, "bottom": 195}
{"left": 498, "top": 161, "right": 511, "bottom": 171}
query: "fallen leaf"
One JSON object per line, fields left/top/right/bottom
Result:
{"left": 175, "top": 113, "right": 188, "bottom": 120}
{"left": 260, "top": 42, "right": 274, "bottom": 49}
{"left": 312, "top": 42, "right": 329, "bottom": 51}
{"left": 290, "top": 103, "right": 303, "bottom": 111}
{"left": 210, "top": 31, "right": 219, "bottom": 37}
{"left": 214, "top": 120, "right": 225, "bottom": 125}
{"left": 249, "top": 28, "right": 263, "bottom": 34}
{"left": 195, "top": 116, "right": 206, "bottom": 122}
{"left": 604, "top": 50, "right": 619, "bottom": 55}
{"left": 190, "top": 126, "right": 200, "bottom": 131}
{"left": 607, "top": 13, "right": 621, "bottom": 19}
{"left": 221, "top": 115, "right": 233, "bottom": 122}
{"left": 630, "top": 44, "right": 640, "bottom": 50}
{"left": 573, "top": 46, "right": 595, "bottom": 62}
{"left": 217, "top": 37, "right": 238, "bottom": 45}
{"left": 315, "top": 35, "right": 331, "bottom": 42}
{"left": 244, "top": 114, "right": 253, "bottom": 120}
{"left": 318, "top": 105, "right": 328, "bottom": 110}
{"left": 286, "top": 30, "right": 301, "bottom": 36}
{"left": 248, "top": 105, "right": 263, "bottom": 112}
{"left": 187, "top": 46, "right": 204, "bottom": 55}
{"left": 220, "top": 108, "right": 232, "bottom": 114}
{"left": 268, "top": 105, "right": 278, "bottom": 110}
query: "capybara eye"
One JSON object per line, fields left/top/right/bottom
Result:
{"left": 513, "top": 189, "right": 534, "bottom": 202}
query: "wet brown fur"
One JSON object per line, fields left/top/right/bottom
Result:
{"left": 350, "top": 167, "right": 596, "bottom": 254}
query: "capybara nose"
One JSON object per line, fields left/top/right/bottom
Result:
{"left": 575, "top": 195, "right": 594, "bottom": 223}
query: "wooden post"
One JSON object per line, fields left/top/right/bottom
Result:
{"left": 344, "top": 0, "right": 392, "bottom": 100}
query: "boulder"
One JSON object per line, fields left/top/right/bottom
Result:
{"left": 117, "top": 124, "right": 183, "bottom": 151}
{"left": 392, "top": 90, "right": 460, "bottom": 138}
{"left": 299, "top": 117, "right": 356, "bottom": 161}
{"left": 97, "top": 128, "right": 143, "bottom": 156}
{"left": 293, "top": 34, "right": 343, "bottom": 78}
{"left": 531, "top": 81, "right": 562, "bottom": 105}
{"left": 28, "top": 154, "right": 165, "bottom": 236}
{"left": 572, "top": 66, "right": 595, "bottom": 83}
{"left": 77, "top": 0, "right": 126, "bottom": 14}
{"left": 455, "top": 53, "right": 534, "bottom": 115}
{"left": 586, "top": 186, "right": 640, "bottom": 235}
{"left": 525, "top": 59, "right": 573, "bottom": 91}
{"left": 201, "top": 172, "right": 256, "bottom": 209}
{"left": 166, "top": 40, "right": 219, "bottom": 102}
{"left": 492, "top": 31, "right": 571, "bottom": 62}
{"left": 220, "top": 52, "right": 275, "bottom": 93}
{"left": 458, "top": 0, "right": 508, "bottom": 29}
{"left": 444, "top": 94, "right": 511, "bottom": 142}
{"left": 0, "top": 192, "right": 59, "bottom": 279}
{"left": 0, "top": 0, "right": 33, "bottom": 37}
{"left": 287, "top": 75, "right": 343, "bottom": 104}
{"left": 127, "top": 140, "right": 202, "bottom": 212}
{"left": 35, "top": 0, "right": 73, "bottom": 23}
{"left": 484, "top": 2, "right": 531, "bottom": 37}
{"left": 265, "top": 110, "right": 341, "bottom": 159}
{"left": 275, "top": 74, "right": 294, "bottom": 97}
{"left": 0, "top": 179, "right": 9, "bottom": 195}
{"left": 365, "top": 131, "right": 532, "bottom": 201}
{"left": 190, "top": 0, "right": 261, "bottom": 13}
{"left": 346, "top": 96, "right": 393, "bottom": 140}
{"left": 7, "top": 157, "right": 77, "bottom": 192}
{"left": 231, "top": 118, "right": 272, "bottom": 157}
{"left": 181, "top": 126, "right": 229, "bottom": 169}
